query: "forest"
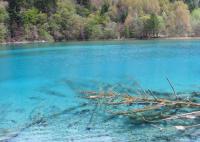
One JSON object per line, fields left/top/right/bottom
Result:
{"left": 0, "top": 0, "right": 200, "bottom": 42}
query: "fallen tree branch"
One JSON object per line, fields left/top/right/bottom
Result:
{"left": 166, "top": 77, "right": 178, "bottom": 99}
{"left": 162, "top": 111, "right": 200, "bottom": 121}
{"left": 81, "top": 90, "right": 200, "bottom": 123}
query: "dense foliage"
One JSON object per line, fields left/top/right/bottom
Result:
{"left": 0, "top": 0, "right": 200, "bottom": 42}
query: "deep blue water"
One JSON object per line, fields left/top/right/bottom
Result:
{"left": 0, "top": 40, "right": 200, "bottom": 142}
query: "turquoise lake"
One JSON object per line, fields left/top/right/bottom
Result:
{"left": 0, "top": 40, "right": 200, "bottom": 142}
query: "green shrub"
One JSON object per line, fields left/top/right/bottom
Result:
{"left": 0, "top": 23, "right": 7, "bottom": 42}
{"left": 38, "top": 28, "right": 54, "bottom": 41}
{"left": 0, "top": 4, "right": 9, "bottom": 23}
{"left": 191, "top": 8, "right": 200, "bottom": 36}
{"left": 22, "top": 8, "right": 39, "bottom": 25}
{"left": 76, "top": 6, "right": 90, "bottom": 17}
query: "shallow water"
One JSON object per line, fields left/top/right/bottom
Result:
{"left": 0, "top": 40, "right": 200, "bottom": 142}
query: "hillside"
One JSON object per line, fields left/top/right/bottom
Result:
{"left": 0, "top": 0, "right": 200, "bottom": 43}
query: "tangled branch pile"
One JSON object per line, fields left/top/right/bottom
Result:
{"left": 80, "top": 84, "right": 200, "bottom": 130}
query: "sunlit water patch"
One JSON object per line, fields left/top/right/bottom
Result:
{"left": 0, "top": 40, "right": 200, "bottom": 142}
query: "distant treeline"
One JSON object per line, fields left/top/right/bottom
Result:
{"left": 0, "top": 0, "right": 200, "bottom": 42}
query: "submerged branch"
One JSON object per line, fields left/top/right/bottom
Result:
{"left": 81, "top": 88, "right": 200, "bottom": 123}
{"left": 166, "top": 77, "right": 178, "bottom": 99}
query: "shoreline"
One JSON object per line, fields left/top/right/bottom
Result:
{"left": 161, "top": 37, "right": 200, "bottom": 40}
{"left": 0, "top": 40, "right": 48, "bottom": 45}
{"left": 0, "top": 37, "right": 200, "bottom": 45}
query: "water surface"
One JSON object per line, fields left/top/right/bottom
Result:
{"left": 0, "top": 40, "right": 200, "bottom": 142}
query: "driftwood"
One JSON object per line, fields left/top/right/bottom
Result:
{"left": 80, "top": 87, "right": 200, "bottom": 127}
{"left": 162, "top": 111, "right": 200, "bottom": 121}
{"left": 166, "top": 77, "right": 178, "bottom": 99}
